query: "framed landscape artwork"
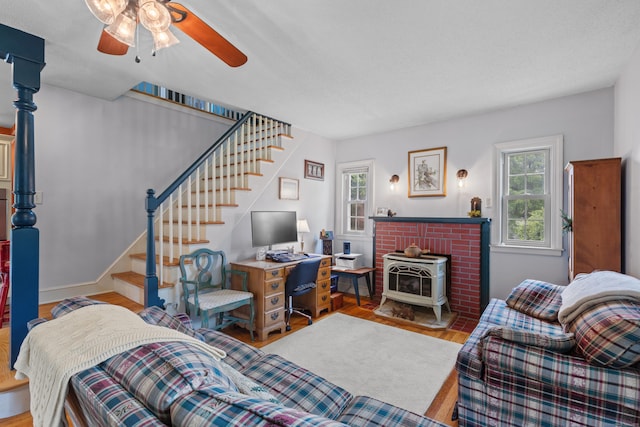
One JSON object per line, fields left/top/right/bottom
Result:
{"left": 408, "top": 147, "right": 447, "bottom": 197}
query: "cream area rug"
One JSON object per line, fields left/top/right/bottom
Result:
{"left": 262, "top": 313, "right": 462, "bottom": 415}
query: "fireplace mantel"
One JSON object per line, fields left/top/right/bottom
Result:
{"left": 371, "top": 216, "right": 491, "bottom": 320}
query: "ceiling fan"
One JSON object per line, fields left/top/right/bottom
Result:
{"left": 85, "top": 0, "right": 247, "bottom": 67}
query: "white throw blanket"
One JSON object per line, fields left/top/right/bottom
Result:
{"left": 558, "top": 270, "right": 640, "bottom": 325}
{"left": 14, "top": 304, "right": 226, "bottom": 427}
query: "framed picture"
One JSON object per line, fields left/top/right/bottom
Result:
{"left": 279, "top": 177, "right": 299, "bottom": 200}
{"left": 375, "top": 207, "right": 389, "bottom": 216}
{"left": 304, "top": 160, "right": 324, "bottom": 180}
{"left": 408, "top": 147, "right": 447, "bottom": 197}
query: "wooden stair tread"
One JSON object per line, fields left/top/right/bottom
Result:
{"left": 130, "top": 253, "right": 192, "bottom": 267}
{"left": 180, "top": 202, "right": 240, "bottom": 208}
{"left": 162, "top": 219, "right": 225, "bottom": 225}
{"left": 156, "top": 236, "right": 209, "bottom": 244}
{"left": 111, "top": 271, "right": 174, "bottom": 289}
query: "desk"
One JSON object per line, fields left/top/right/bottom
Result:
{"left": 331, "top": 266, "right": 375, "bottom": 306}
{"left": 231, "top": 255, "right": 331, "bottom": 341}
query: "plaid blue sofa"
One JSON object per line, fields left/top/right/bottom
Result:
{"left": 456, "top": 289, "right": 640, "bottom": 426}
{"left": 34, "top": 297, "right": 446, "bottom": 426}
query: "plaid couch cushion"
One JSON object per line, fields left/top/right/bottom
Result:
{"left": 336, "top": 396, "right": 448, "bottom": 427}
{"left": 71, "top": 366, "right": 165, "bottom": 426}
{"left": 51, "top": 296, "right": 106, "bottom": 318}
{"left": 171, "top": 386, "right": 348, "bottom": 427}
{"left": 100, "top": 341, "right": 238, "bottom": 423}
{"left": 567, "top": 300, "right": 640, "bottom": 368}
{"left": 138, "top": 305, "right": 205, "bottom": 341}
{"left": 241, "top": 353, "right": 353, "bottom": 419}
{"left": 506, "top": 279, "right": 564, "bottom": 321}
{"left": 197, "top": 328, "right": 265, "bottom": 371}
{"left": 482, "top": 334, "right": 640, "bottom": 415}
{"left": 484, "top": 325, "right": 575, "bottom": 352}
{"left": 456, "top": 299, "right": 565, "bottom": 379}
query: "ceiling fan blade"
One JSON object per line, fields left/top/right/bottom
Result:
{"left": 167, "top": 2, "right": 247, "bottom": 67}
{"left": 97, "top": 29, "right": 129, "bottom": 55}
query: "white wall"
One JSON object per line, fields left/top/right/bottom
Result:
{"left": 337, "top": 88, "right": 615, "bottom": 299}
{"left": 33, "top": 85, "right": 233, "bottom": 291}
{"left": 614, "top": 44, "right": 640, "bottom": 277}
{"left": 24, "top": 83, "right": 620, "bottom": 301}
{"left": 227, "top": 128, "right": 336, "bottom": 263}
{"left": 28, "top": 84, "right": 336, "bottom": 298}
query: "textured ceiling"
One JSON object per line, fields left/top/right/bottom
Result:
{"left": 2, "top": 1, "right": 640, "bottom": 139}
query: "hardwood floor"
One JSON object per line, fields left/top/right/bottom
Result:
{"left": 1, "top": 292, "right": 468, "bottom": 426}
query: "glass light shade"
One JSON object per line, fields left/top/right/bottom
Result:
{"left": 85, "top": 0, "right": 127, "bottom": 24}
{"left": 297, "top": 219, "right": 310, "bottom": 233}
{"left": 139, "top": 0, "right": 172, "bottom": 32}
{"left": 152, "top": 29, "right": 180, "bottom": 51}
{"left": 105, "top": 10, "right": 137, "bottom": 46}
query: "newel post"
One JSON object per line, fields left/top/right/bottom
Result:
{"left": 144, "top": 189, "right": 165, "bottom": 308}
{"left": 1, "top": 23, "right": 45, "bottom": 367}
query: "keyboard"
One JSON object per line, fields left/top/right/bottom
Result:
{"left": 269, "top": 253, "right": 309, "bottom": 263}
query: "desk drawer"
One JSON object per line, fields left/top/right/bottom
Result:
{"left": 264, "top": 308, "right": 284, "bottom": 328}
{"left": 264, "top": 292, "right": 284, "bottom": 311}
{"left": 319, "top": 257, "right": 332, "bottom": 269}
{"left": 317, "top": 266, "right": 331, "bottom": 282}
{"left": 317, "top": 279, "right": 331, "bottom": 307}
{"left": 265, "top": 279, "right": 284, "bottom": 296}
{"left": 263, "top": 268, "right": 284, "bottom": 281}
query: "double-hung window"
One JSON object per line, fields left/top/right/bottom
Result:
{"left": 493, "top": 135, "right": 563, "bottom": 255}
{"left": 336, "top": 160, "right": 374, "bottom": 236}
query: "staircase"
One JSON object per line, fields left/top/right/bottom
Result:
{"left": 111, "top": 111, "right": 293, "bottom": 307}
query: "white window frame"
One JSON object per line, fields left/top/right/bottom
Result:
{"left": 492, "top": 135, "right": 563, "bottom": 256}
{"left": 335, "top": 159, "right": 375, "bottom": 238}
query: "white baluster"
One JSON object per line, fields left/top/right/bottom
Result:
{"left": 177, "top": 184, "right": 183, "bottom": 260}
{"left": 158, "top": 200, "right": 164, "bottom": 286}
{"left": 204, "top": 158, "right": 209, "bottom": 222}
{"left": 212, "top": 151, "right": 218, "bottom": 214}
{"left": 240, "top": 123, "right": 245, "bottom": 187}
{"left": 167, "top": 195, "right": 173, "bottom": 264}
{"left": 195, "top": 168, "right": 201, "bottom": 240}
{"left": 187, "top": 176, "right": 192, "bottom": 243}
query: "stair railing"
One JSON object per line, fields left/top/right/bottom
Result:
{"left": 144, "top": 111, "right": 291, "bottom": 307}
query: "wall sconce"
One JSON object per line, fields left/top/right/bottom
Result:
{"left": 389, "top": 174, "right": 400, "bottom": 190}
{"left": 456, "top": 169, "right": 468, "bottom": 188}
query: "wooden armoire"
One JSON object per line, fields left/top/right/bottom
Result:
{"left": 565, "top": 157, "right": 622, "bottom": 280}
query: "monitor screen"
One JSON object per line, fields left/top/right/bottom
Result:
{"left": 251, "top": 211, "right": 298, "bottom": 249}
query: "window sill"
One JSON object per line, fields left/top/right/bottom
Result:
{"left": 490, "top": 244, "right": 564, "bottom": 257}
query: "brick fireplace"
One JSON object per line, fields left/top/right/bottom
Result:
{"left": 372, "top": 217, "right": 490, "bottom": 321}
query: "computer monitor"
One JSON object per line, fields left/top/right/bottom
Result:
{"left": 251, "top": 211, "right": 298, "bottom": 250}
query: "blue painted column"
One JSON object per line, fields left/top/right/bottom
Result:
{"left": 1, "top": 24, "right": 45, "bottom": 368}
{"left": 144, "top": 189, "right": 165, "bottom": 308}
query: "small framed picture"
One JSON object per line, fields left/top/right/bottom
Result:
{"left": 408, "top": 146, "right": 447, "bottom": 197}
{"left": 375, "top": 207, "right": 389, "bottom": 216}
{"left": 279, "top": 177, "right": 299, "bottom": 200}
{"left": 304, "top": 160, "right": 324, "bottom": 180}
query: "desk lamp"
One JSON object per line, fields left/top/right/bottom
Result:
{"left": 297, "top": 219, "right": 310, "bottom": 253}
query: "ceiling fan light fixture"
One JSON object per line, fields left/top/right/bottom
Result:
{"left": 85, "top": 0, "right": 128, "bottom": 24}
{"left": 152, "top": 28, "right": 180, "bottom": 51}
{"left": 139, "top": 0, "right": 172, "bottom": 32}
{"left": 105, "top": 9, "right": 137, "bottom": 47}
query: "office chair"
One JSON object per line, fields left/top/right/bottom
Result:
{"left": 179, "top": 248, "right": 255, "bottom": 341}
{"left": 284, "top": 258, "right": 322, "bottom": 331}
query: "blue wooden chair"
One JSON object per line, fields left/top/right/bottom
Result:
{"left": 179, "top": 248, "right": 254, "bottom": 341}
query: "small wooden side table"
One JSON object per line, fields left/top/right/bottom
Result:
{"left": 331, "top": 266, "right": 376, "bottom": 306}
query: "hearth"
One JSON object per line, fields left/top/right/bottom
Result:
{"left": 381, "top": 253, "right": 449, "bottom": 322}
